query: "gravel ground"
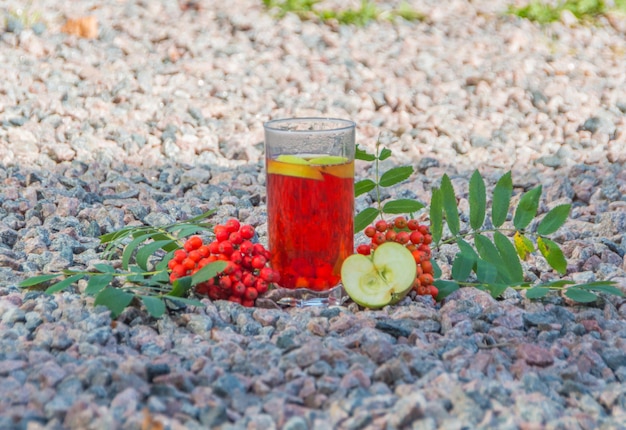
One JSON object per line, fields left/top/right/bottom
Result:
{"left": 1, "top": 0, "right": 626, "bottom": 429}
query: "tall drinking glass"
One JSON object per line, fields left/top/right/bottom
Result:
{"left": 264, "top": 118, "right": 355, "bottom": 298}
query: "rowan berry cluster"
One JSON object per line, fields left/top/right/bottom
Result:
{"left": 358, "top": 216, "right": 437, "bottom": 298}
{"left": 168, "top": 219, "right": 279, "bottom": 307}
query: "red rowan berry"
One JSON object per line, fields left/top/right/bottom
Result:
{"left": 173, "top": 249, "right": 187, "bottom": 263}
{"left": 407, "top": 219, "right": 420, "bottom": 230}
{"left": 395, "top": 231, "right": 410, "bottom": 245}
{"left": 356, "top": 244, "right": 371, "bottom": 255}
{"left": 394, "top": 216, "right": 408, "bottom": 229}
{"left": 364, "top": 226, "right": 377, "bottom": 238}
{"left": 184, "top": 236, "right": 203, "bottom": 251}
{"left": 375, "top": 220, "right": 388, "bottom": 232}
{"left": 240, "top": 224, "right": 255, "bottom": 240}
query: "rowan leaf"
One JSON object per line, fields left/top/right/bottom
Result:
{"left": 469, "top": 170, "right": 486, "bottom": 230}
{"left": 379, "top": 166, "right": 413, "bottom": 187}
{"left": 94, "top": 287, "right": 134, "bottom": 318}
{"left": 513, "top": 185, "right": 542, "bottom": 230}
{"left": 564, "top": 288, "right": 598, "bottom": 303}
{"left": 537, "top": 204, "right": 571, "bottom": 235}
{"left": 382, "top": 199, "right": 425, "bottom": 214}
{"left": 493, "top": 231, "right": 524, "bottom": 283}
{"left": 492, "top": 172, "right": 512, "bottom": 228}
{"left": 525, "top": 286, "right": 551, "bottom": 299}
{"left": 537, "top": 237, "right": 567, "bottom": 275}
{"left": 140, "top": 296, "right": 166, "bottom": 318}
{"left": 136, "top": 240, "right": 177, "bottom": 271}
{"left": 429, "top": 187, "right": 443, "bottom": 244}
{"left": 355, "top": 179, "right": 376, "bottom": 197}
{"left": 19, "top": 274, "right": 64, "bottom": 287}
{"left": 514, "top": 231, "right": 535, "bottom": 260}
{"left": 433, "top": 280, "right": 459, "bottom": 300}
{"left": 44, "top": 274, "right": 84, "bottom": 294}
{"left": 85, "top": 275, "right": 113, "bottom": 296}
{"left": 355, "top": 207, "right": 380, "bottom": 233}
{"left": 192, "top": 261, "right": 228, "bottom": 284}
{"left": 440, "top": 174, "right": 460, "bottom": 235}
{"left": 451, "top": 252, "right": 475, "bottom": 282}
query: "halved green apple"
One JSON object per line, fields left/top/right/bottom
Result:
{"left": 276, "top": 154, "right": 310, "bottom": 165}
{"left": 341, "top": 242, "right": 416, "bottom": 309}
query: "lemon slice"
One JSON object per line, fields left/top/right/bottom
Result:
{"left": 267, "top": 158, "right": 323, "bottom": 180}
{"left": 308, "top": 155, "right": 348, "bottom": 165}
{"left": 276, "top": 154, "right": 311, "bottom": 165}
{"left": 321, "top": 162, "right": 354, "bottom": 179}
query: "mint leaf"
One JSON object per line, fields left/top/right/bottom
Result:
{"left": 355, "top": 207, "right": 380, "bottom": 233}
{"left": 382, "top": 199, "right": 425, "bottom": 215}
{"left": 379, "top": 166, "right": 413, "bottom": 187}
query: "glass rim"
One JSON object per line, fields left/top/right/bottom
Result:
{"left": 263, "top": 117, "right": 356, "bottom": 133}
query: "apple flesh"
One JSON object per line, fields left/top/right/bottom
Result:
{"left": 341, "top": 242, "right": 417, "bottom": 309}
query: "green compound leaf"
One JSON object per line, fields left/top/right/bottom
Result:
{"left": 192, "top": 261, "right": 228, "bottom": 285}
{"left": 576, "top": 281, "right": 624, "bottom": 297}
{"left": 136, "top": 240, "right": 177, "bottom": 271}
{"left": 514, "top": 231, "right": 535, "bottom": 260}
{"left": 122, "top": 232, "right": 155, "bottom": 270}
{"left": 355, "top": 207, "right": 380, "bottom": 233}
{"left": 19, "top": 273, "right": 64, "bottom": 287}
{"left": 432, "top": 258, "right": 442, "bottom": 279}
{"left": 85, "top": 275, "right": 114, "bottom": 296}
{"left": 378, "top": 148, "right": 392, "bottom": 161}
{"left": 355, "top": 145, "right": 376, "bottom": 161}
{"left": 474, "top": 234, "right": 505, "bottom": 278}
{"left": 355, "top": 179, "right": 377, "bottom": 197}
{"left": 433, "top": 280, "right": 459, "bottom": 300}
{"left": 168, "top": 224, "right": 210, "bottom": 239}
{"left": 564, "top": 288, "right": 598, "bottom": 303}
{"left": 440, "top": 174, "right": 460, "bottom": 236}
{"left": 94, "top": 263, "right": 116, "bottom": 273}
{"left": 513, "top": 185, "right": 542, "bottom": 230}
{"left": 475, "top": 258, "right": 498, "bottom": 285}
{"left": 537, "top": 237, "right": 567, "bottom": 275}
{"left": 451, "top": 252, "right": 476, "bottom": 282}
{"left": 537, "top": 204, "right": 571, "bottom": 235}
{"left": 168, "top": 276, "right": 194, "bottom": 298}
{"left": 140, "top": 295, "right": 166, "bottom": 318}
{"left": 383, "top": 199, "right": 425, "bottom": 215}
{"left": 457, "top": 238, "right": 479, "bottom": 259}
{"left": 379, "top": 166, "right": 414, "bottom": 187}
{"left": 525, "top": 286, "right": 552, "bottom": 299}
{"left": 493, "top": 231, "right": 524, "bottom": 283}
{"left": 94, "top": 287, "right": 134, "bottom": 318}
{"left": 429, "top": 187, "right": 443, "bottom": 245}
{"left": 469, "top": 170, "right": 486, "bottom": 231}
{"left": 486, "top": 283, "right": 509, "bottom": 299}
{"left": 492, "top": 171, "right": 512, "bottom": 228}
{"left": 44, "top": 274, "right": 84, "bottom": 294}
{"left": 164, "top": 296, "right": 205, "bottom": 308}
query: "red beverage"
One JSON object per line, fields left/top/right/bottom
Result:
{"left": 266, "top": 156, "right": 354, "bottom": 290}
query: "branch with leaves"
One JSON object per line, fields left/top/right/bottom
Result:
{"left": 20, "top": 209, "right": 227, "bottom": 318}
{"left": 354, "top": 146, "right": 623, "bottom": 304}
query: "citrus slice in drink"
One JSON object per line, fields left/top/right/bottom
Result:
{"left": 267, "top": 156, "right": 323, "bottom": 180}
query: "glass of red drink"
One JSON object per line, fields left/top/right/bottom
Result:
{"left": 264, "top": 118, "right": 355, "bottom": 301}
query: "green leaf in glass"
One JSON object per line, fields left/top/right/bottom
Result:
{"left": 537, "top": 204, "right": 571, "bottom": 235}
{"left": 537, "top": 237, "right": 567, "bottom": 275}
{"left": 469, "top": 170, "right": 486, "bottom": 230}
{"left": 355, "top": 179, "right": 376, "bottom": 197}
{"left": 440, "top": 174, "right": 460, "bottom": 235}
{"left": 491, "top": 171, "right": 512, "bottom": 228}
{"left": 382, "top": 199, "right": 425, "bottom": 215}
{"left": 355, "top": 207, "right": 380, "bottom": 233}
{"left": 94, "top": 287, "right": 134, "bottom": 318}
{"left": 513, "top": 185, "right": 542, "bottom": 230}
